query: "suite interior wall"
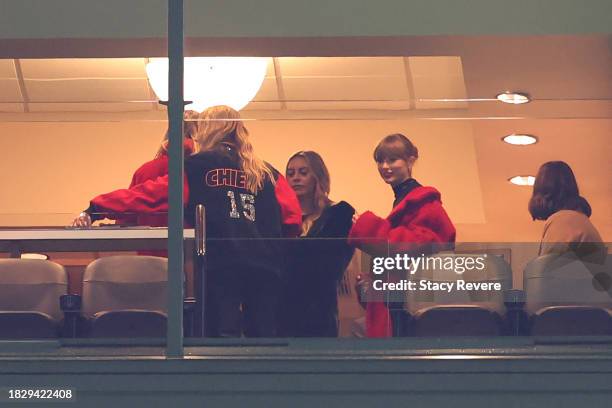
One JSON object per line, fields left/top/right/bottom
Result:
{"left": 0, "top": 119, "right": 609, "bottom": 289}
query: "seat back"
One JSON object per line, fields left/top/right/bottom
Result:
{"left": 531, "top": 306, "right": 612, "bottom": 336}
{"left": 524, "top": 252, "right": 612, "bottom": 315}
{"left": 89, "top": 311, "right": 168, "bottom": 338}
{"left": 413, "top": 306, "right": 503, "bottom": 336}
{"left": 406, "top": 252, "right": 512, "bottom": 315}
{"left": 82, "top": 256, "right": 168, "bottom": 319}
{"left": 0, "top": 259, "right": 67, "bottom": 322}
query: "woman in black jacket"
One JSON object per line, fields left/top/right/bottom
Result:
{"left": 279, "top": 151, "right": 355, "bottom": 337}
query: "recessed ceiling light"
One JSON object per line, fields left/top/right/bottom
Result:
{"left": 509, "top": 175, "right": 535, "bottom": 186}
{"left": 496, "top": 92, "right": 531, "bottom": 105}
{"left": 502, "top": 134, "right": 538, "bottom": 146}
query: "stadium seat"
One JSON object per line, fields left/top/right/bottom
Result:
{"left": 524, "top": 252, "right": 612, "bottom": 336}
{"left": 82, "top": 256, "right": 168, "bottom": 337}
{"left": 0, "top": 259, "right": 68, "bottom": 338}
{"left": 406, "top": 252, "right": 512, "bottom": 336}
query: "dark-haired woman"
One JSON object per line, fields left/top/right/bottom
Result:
{"left": 529, "top": 161, "right": 606, "bottom": 264}
{"left": 279, "top": 151, "right": 355, "bottom": 337}
{"left": 348, "top": 133, "right": 456, "bottom": 337}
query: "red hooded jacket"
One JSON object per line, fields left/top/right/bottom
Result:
{"left": 348, "top": 186, "right": 456, "bottom": 337}
{"left": 116, "top": 139, "right": 195, "bottom": 229}
{"left": 107, "top": 140, "right": 194, "bottom": 256}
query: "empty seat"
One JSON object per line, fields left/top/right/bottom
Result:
{"left": 524, "top": 252, "right": 612, "bottom": 336}
{"left": 82, "top": 256, "right": 168, "bottom": 337}
{"left": 0, "top": 259, "right": 68, "bottom": 338}
{"left": 406, "top": 252, "right": 512, "bottom": 336}
{"left": 530, "top": 306, "right": 612, "bottom": 336}
{"left": 412, "top": 306, "right": 503, "bottom": 336}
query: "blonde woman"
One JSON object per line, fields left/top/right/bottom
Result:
{"left": 279, "top": 151, "right": 355, "bottom": 337}
{"left": 76, "top": 105, "right": 301, "bottom": 337}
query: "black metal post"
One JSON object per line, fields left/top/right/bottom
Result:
{"left": 166, "top": 0, "right": 184, "bottom": 358}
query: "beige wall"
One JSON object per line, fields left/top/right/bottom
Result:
{"left": 0, "top": 118, "right": 610, "bottom": 246}
{"left": 1, "top": 119, "right": 487, "bottom": 227}
{"left": 0, "top": 121, "right": 164, "bottom": 224}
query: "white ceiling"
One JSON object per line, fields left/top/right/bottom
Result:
{"left": 0, "top": 56, "right": 469, "bottom": 113}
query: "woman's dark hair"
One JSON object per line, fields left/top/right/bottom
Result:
{"left": 528, "top": 161, "right": 592, "bottom": 220}
{"left": 373, "top": 133, "right": 419, "bottom": 162}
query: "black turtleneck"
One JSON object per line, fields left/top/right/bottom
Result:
{"left": 392, "top": 178, "right": 421, "bottom": 208}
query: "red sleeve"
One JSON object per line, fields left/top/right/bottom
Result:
{"left": 113, "top": 171, "right": 141, "bottom": 225}
{"left": 128, "top": 171, "right": 140, "bottom": 189}
{"left": 366, "top": 302, "right": 393, "bottom": 338}
{"left": 274, "top": 174, "right": 302, "bottom": 237}
{"left": 90, "top": 175, "right": 189, "bottom": 218}
{"left": 130, "top": 157, "right": 169, "bottom": 188}
{"left": 348, "top": 201, "right": 455, "bottom": 256}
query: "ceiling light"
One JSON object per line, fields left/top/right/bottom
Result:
{"left": 502, "top": 134, "right": 538, "bottom": 146}
{"left": 496, "top": 92, "right": 530, "bottom": 105}
{"left": 509, "top": 175, "right": 535, "bottom": 186}
{"left": 146, "top": 57, "right": 268, "bottom": 112}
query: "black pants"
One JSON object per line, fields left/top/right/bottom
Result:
{"left": 205, "top": 267, "right": 280, "bottom": 337}
{"left": 278, "top": 300, "right": 339, "bottom": 337}
{"left": 389, "top": 308, "right": 412, "bottom": 337}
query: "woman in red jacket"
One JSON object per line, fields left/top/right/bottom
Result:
{"left": 348, "top": 133, "right": 456, "bottom": 337}
{"left": 117, "top": 110, "right": 200, "bottom": 230}
{"left": 122, "top": 110, "right": 199, "bottom": 228}
{"left": 75, "top": 110, "right": 198, "bottom": 229}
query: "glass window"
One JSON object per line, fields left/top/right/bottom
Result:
{"left": 0, "top": 10, "right": 610, "bottom": 359}
{"left": 0, "top": 2, "right": 174, "bottom": 358}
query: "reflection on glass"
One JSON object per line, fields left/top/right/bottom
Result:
{"left": 0, "top": 51, "right": 610, "bottom": 347}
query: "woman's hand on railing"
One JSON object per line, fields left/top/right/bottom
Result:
{"left": 71, "top": 212, "right": 92, "bottom": 228}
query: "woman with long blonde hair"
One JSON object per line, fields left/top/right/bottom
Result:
{"left": 75, "top": 105, "right": 301, "bottom": 337}
{"left": 285, "top": 151, "right": 333, "bottom": 235}
{"left": 192, "top": 105, "right": 274, "bottom": 194}
{"left": 280, "top": 151, "right": 355, "bottom": 337}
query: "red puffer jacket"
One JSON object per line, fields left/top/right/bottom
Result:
{"left": 109, "top": 139, "right": 194, "bottom": 256}
{"left": 118, "top": 139, "right": 195, "bottom": 228}
{"left": 348, "top": 186, "right": 456, "bottom": 337}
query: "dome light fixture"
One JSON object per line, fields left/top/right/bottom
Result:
{"left": 146, "top": 57, "right": 268, "bottom": 112}
{"left": 502, "top": 134, "right": 538, "bottom": 146}
{"left": 496, "top": 92, "right": 531, "bottom": 105}
{"left": 509, "top": 175, "right": 535, "bottom": 186}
